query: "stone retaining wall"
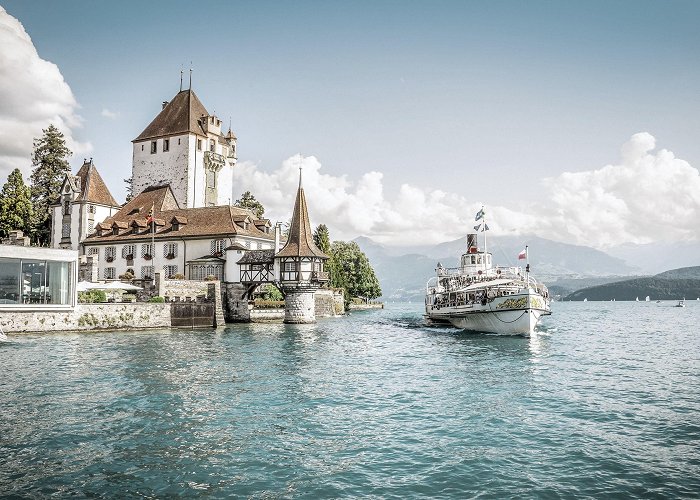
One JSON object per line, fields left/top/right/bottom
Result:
{"left": 315, "top": 289, "right": 345, "bottom": 317}
{"left": 0, "top": 303, "right": 171, "bottom": 334}
{"left": 157, "top": 278, "right": 225, "bottom": 326}
{"left": 348, "top": 302, "right": 384, "bottom": 311}
{"left": 250, "top": 308, "right": 285, "bottom": 322}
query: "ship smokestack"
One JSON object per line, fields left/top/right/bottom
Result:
{"left": 467, "top": 233, "right": 478, "bottom": 252}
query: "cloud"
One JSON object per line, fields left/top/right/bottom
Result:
{"left": 233, "top": 154, "right": 535, "bottom": 246}
{"left": 539, "top": 132, "right": 700, "bottom": 248}
{"left": 233, "top": 134, "right": 699, "bottom": 249}
{"left": 101, "top": 108, "right": 119, "bottom": 119}
{"left": 0, "top": 7, "right": 91, "bottom": 179}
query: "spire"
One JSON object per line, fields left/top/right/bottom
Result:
{"left": 275, "top": 177, "right": 328, "bottom": 259}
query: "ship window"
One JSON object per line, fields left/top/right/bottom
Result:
{"left": 471, "top": 256, "right": 476, "bottom": 264}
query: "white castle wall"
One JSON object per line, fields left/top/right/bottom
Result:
{"left": 132, "top": 134, "right": 190, "bottom": 205}
{"left": 133, "top": 134, "right": 234, "bottom": 209}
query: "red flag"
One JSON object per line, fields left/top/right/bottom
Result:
{"left": 147, "top": 202, "right": 154, "bottom": 224}
{"left": 518, "top": 248, "right": 527, "bottom": 260}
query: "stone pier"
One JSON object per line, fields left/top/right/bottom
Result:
{"left": 282, "top": 285, "right": 318, "bottom": 323}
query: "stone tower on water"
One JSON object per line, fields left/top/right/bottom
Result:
{"left": 274, "top": 171, "right": 330, "bottom": 323}
{"left": 131, "top": 88, "right": 237, "bottom": 208}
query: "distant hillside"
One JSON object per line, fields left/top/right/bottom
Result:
{"left": 655, "top": 266, "right": 700, "bottom": 280}
{"left": 547, "top": 276, "right": 643, "bottom": 298}
{"left": 564, "top": 278, "right": 700, "bottom": 301}
{"left": 355, "top": 234, "right": 637, "bottom": 302}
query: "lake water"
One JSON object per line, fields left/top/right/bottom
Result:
{"left": 1, "top": 301, "right": 699, "bottom": 498}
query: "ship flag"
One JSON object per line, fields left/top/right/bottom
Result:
{"left": 474, "top": 223, "right": 489, "bottom": 232}
{"left": 474, "top": 208, "right": 485, "bottom": 221}
{"left": 518, "top": 247, "right": 528, "bottom": 260}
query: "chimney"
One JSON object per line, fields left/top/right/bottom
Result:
{"left": 162, "top": 101, "right": 169, "bottom": 110}
{"left": 467, "top": 233, "right": 478, "bottom": 251}
{"left": 274, "top": 222, "right": 282, "bottom": 253}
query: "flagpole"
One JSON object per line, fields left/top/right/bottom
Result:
{"left": 525, "top": 245, "right": 530, "bottom": 287}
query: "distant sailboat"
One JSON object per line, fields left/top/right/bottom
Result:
{"left": 645, "top": 296, "right": 650, "bottom": 302}
{"left": 635, "top": 297, "right": 639, "bottom": 301}
{"left": 583, "top": 298, "right": 588, "bottom": 302}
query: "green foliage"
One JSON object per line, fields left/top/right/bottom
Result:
{"left": 0, "top": 169, "right": 33, "bottom": 237}
{"left": 78, "top": 290, "right": 107, "bottom": 303}
{"left": 234, "top": 191, "right": 265, "bottom": 218}
{"left": 328, "top": 241, "right": 382, "bottom": 301}
{"left": 148, "top": 296, "right": 165, "bottom": 303}
{"left": 313, "top": 224, "right": 331, "bottom": 254}
{"left": 124, "top": 176, "right": 133, "bottom": 202}
{"left": 253, "top": 299, "right": 285, "bottom": 309}
{"left": 29, "top": 125, "right": 72, "bottom": 245}
{"left": 259, "top": 284, "right": 283, "bottom": 301}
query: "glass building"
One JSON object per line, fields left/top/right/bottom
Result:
{"left": 0, "top": 246, "right": 77, "bottom": 308}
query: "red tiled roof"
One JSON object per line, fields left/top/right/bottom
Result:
{"left": 275, "top": 179, "right": 328, "bottom": 259}
{"left": 133, "top": 89, "right": 220, "bottom": 142}
{"left": 84, "top": 185, "right": 276, "bottom": 243}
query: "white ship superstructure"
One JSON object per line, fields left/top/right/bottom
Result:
{"left": 425, "top": 216, "right": 551, "bottom": 336}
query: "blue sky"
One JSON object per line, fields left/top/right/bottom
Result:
{"left": 1, "top": 1, "right": 699, "bottom": 247}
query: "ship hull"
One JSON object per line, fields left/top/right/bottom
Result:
{"left": 425, "top": 292, "right": 550, "bottom": 337}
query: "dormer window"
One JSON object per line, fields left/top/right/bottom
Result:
{"left": 112, "top": 227, "right": 119, "bottom": 236}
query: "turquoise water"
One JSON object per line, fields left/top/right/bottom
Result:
{"left": 1, "top": 301, "right": 699, "bottom": 498}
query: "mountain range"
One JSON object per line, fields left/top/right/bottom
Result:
{"left": 353, "top": 234, "right": 669, "bottom": 302}
{"left": 563, "top": 267, "right": 700, "bottom": 301}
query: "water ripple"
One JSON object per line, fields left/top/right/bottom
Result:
{"left": 1, "top": 302, "right": 699, "bottom": 497}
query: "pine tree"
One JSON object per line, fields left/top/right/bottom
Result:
{"left": 234, "top": 191, "right": 265, "bottom": 218}
{"left": 312, "top": 224, "right": 331, "bottom": 254}
{"left": 0, "top": 169, "right": 33, "bottom": 238}
{"left": 124, "top": 176, "right": 133, "bottom": 202}
{"left": 29, "top": 125, "right": 72, "bottom": 245}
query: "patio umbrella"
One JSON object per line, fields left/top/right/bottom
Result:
{"left": 77, "top": 281, "right": 103, "bottom": 292}
{"left": 101, "top": 282, "right": 142, "bottom": 291}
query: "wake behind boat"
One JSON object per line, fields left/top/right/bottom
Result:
{"left": 425, "top": 208, "right": 551, "bottom": 336}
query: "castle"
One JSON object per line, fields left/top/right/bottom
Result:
{"left": 51, "top": 87, "right": 330, "bottom": 323}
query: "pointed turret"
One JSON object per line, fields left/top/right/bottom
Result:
{"left": 276, "top": 171, "right": 329, "bottom": 260}
{"left": 274, "top": 168, "right": 329, "bottom": 323}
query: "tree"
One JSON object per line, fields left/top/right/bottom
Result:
{"left": 0, "top": 169, "right": 33, "bottom": 237}
{"left": 29, "top": 124, "right": 72, "bottom": 245}
{"left": 234, "top": 191, "right": 265, "bottom": 218}
{"left": 313, "top": 224, "right": 331, "bottom": 254}
{"left": 329, "top": 241, "right": 382, "bottom": 301}
{"left": 124, "top": 176, "right": 133, "bottom": 202}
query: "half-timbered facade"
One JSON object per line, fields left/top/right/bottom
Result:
{"left": 81, "top": 185, "right": 277, "bottom": 282}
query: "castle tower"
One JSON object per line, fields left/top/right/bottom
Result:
{"left": 274, "top": 172, "right": 329, "bottom": 323}
{"left": 51, "top": 159, "right": 120, "bottom": 250}
{"left": 131, "top": 89, "right": 237, "bottom": 208}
